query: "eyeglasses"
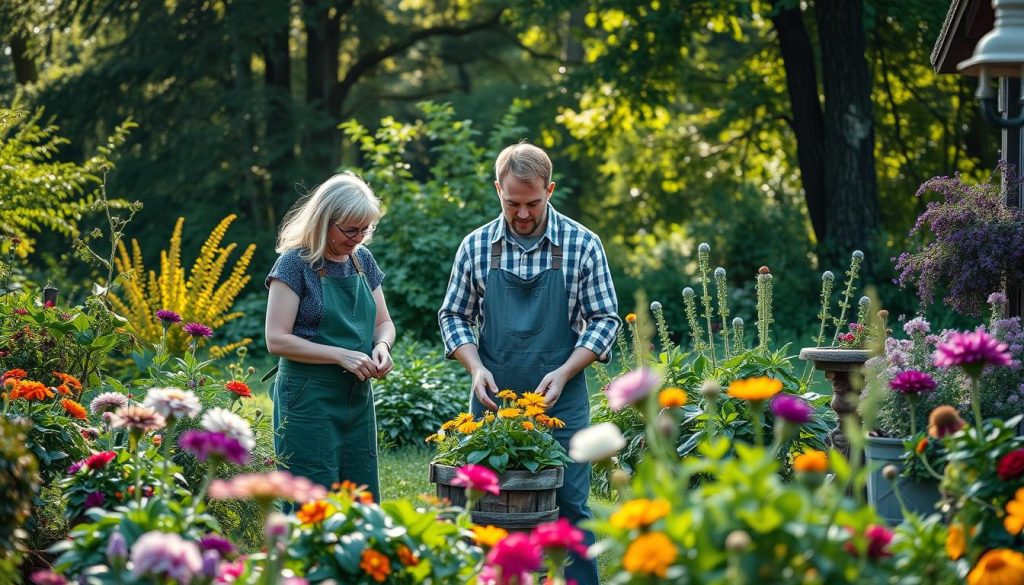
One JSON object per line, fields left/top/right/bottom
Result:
{"left": 333, "top": 223, "right": 375, "bottom": 240}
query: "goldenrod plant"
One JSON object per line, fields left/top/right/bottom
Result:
{"left": 108, "top": 215, "right": 254, "bottom": 356}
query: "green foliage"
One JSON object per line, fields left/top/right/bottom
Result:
{"left": 890, "top": 512, "right": 961, "bottom": 585}
{"left": 343, "top": 101, "right": 526, "bottom": 341}
{"left": 0, "top": 417, "right": 39, "bottom": 585}
{"left": 58, "top": 448, "right": 163, "bottom": 522}
{"left": 373, "top": 338, "right": 467, "bottom": 448}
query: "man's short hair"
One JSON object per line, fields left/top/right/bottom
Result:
{"left": 495, "top": 143, "right": 552, "bottom": 187}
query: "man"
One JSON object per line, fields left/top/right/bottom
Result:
{"left": 439, "top": 142, "right": 620, "bottom": 585}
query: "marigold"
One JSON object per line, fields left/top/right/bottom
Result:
{"left": 623, "top": 532, "right": 677, "bottom": 577}
{"left": 524, "top": 405, "right": 546, "bottom": 417}
{"left": 14, "top": 381, "right": 54, "bottom": 401}
{"left": 793, "top": 451, "right": 828, "bottom": 473}
{"left": 658, "top": 388, "right": 688, "bottom": 408}
{"left": 496, "top": 390, "right": 518, "bottom": 400}
{"left": 1, "top": 369, "right": 27, "bottom": 381}
{"left": 610, "top": 498, "right": 671, "bottom": 529}
{"left": 61, "top": 398, "right": 88, "bottom": 420}
{"left": 625, "top": 313, "right": 637, "bottom": 324}
{"left": 545, "top": 416, "right": 566, "bottom": 429}
{"left": 56, "top": 384, "right": 72, "bottom": 396}
{"left": 727, "top": 377, "right": 783, "bottom": 401}
{"left": 396, "top": 544, "right": 419, "bottom": 566}
{"left": 522, "top": 421, "right": 535, "bottom": 431}
{"left": 472, "top": 524, "right": 509, "bottom": 547}
{"left": 224, "top": 380, "right": 253, "bottom": 398}
{"left": 497, "top": 407, "right": 522, "bottom": 419}
{"left": 516, "top": 392, "right": 546, "bottom": 408}
{"left": 360, "top": 548, "right": 391, "bottom": 583}
{"left": 52, "top": 371, "right": 82, "bottom": 392}
{"left": 967, "top": 549, "right": 1024, "bottom": 585}
{"left": 1004, "top": 487, "right": 1024, "bottom": 536}
{"left": 457, "top": 420, "right": 480, "bottom": 434}
{"left": 483, "top": 413, "right": 495, "bottom": 424}
{"left": 915, "top": 438, "right": 929, "bottom": 454}
{"left": 946, "top": 524, "right": 965, "bottom": 560}
{"left": 296, "top": 500, "right": 335, "bottom": 525}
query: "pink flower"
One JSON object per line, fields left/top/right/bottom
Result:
{"left": 770, "top": 394, "right": 814, "bottom": 424}
{"left": 451, "top": 464, "right": 500, "bottom": 496}
{"left": 155, "top": 309, "right": 182, "bottom": 324}
{"left": 208, "top": 471, "right": 327, "bottom": 503}
{"left": 934, "top": 327, "right": 1012, "bottom": 375}
{"left": 131, "top": 531, "right": 203, "bottom": 583}
{"left": 845, "top": 524, "right": 893, "bottom": 559}
{"left": 604, "top": 368, "right": 662, "bottom": 411}
{"left": 888, "top": 370, "right": 937, "bottom": 395}
{"left": 85, "top": 451, "right": 118, "bottom": 470}
{"left": 530, "top": 518, "right": 588, "bottom": 556}
{"left": 182, "top": 322, "right": 214, "bottom": 338}
{"left": 486, "top": 532, "right": 543, "bottom": 583}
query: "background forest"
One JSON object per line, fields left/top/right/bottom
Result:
{"left": 0, "top": 0, "right": 992, "bottom": 356}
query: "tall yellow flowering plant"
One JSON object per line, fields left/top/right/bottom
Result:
{"left": 428, "top": 390, "right": 571, "bottom": 473}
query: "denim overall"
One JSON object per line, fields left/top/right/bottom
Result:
{"left": 271, "top": 253, "right": 380, "bottom": 501}
{"left": 470, "top": 240, "right": 600, "bottom": 585}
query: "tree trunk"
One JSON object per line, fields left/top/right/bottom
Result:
{"left": 303, "top": 0, "right": 343, "bottom": 170}
{"left": 815, "top": 0, "right": 880, "bottom": 263}
{"left": 10, "top": 31, "right": 38, "bottom": 85}
{"left": 263, "top": 3, "right": 294, "bottom": 225}
{"left": 770, "top": 0, "right": 827, "bottom": 244}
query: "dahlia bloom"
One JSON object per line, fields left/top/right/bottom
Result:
{"left": 201, "top": 407, "right": 255, "bottom": 450}
{"left": 179, "top": 431, "right": 250, "bottom": 465}
{"left": 486, "top": 532, "right": 543, "bottom": 581}
{"left": 530, "top": 518, "right": 587, "bottom": 556}
{"left": 108, "top": 405, "right": 166, "bottom": 433}
{"left": 85, "top": 451, "right": 117, "bottom": 470}
{"left": 604, "top": 368, "right": 662, "bottom": 411}
{"left": 888, "top": 370, "right": 937, "bottom": 395}
{"left": 770, "top": 394, "right": 814, "bottom": 424}
{"left": 143, "top": 387, "right": 201, "bottom": 420}
{"left": 90, "top": 392, "right": 129, "bottom": 415}
{"left": 934, "top": 327, "right": 1012, "bottom": 374}
{"left": 451, "top": 464, "right": 501, "bottom": 497}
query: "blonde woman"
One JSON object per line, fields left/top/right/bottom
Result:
{"left": 265, "top": 172, "right": 394, "bottom": 500}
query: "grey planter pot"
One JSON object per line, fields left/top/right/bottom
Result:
{"left": 865, "top": 436, "right": 942, "bottom": 525}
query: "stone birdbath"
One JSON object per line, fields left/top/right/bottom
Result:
{"left": 798, "top": 347, "right": 871, "bottom": 458}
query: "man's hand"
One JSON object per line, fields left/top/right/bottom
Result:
{"left": 472, "top": 366, "right": 499, "bottom": 411}
{"left": 535, "top": 367, "right": 570, "bottom": 409}
{"left": 371, "top": 344, "right": 393, "bottom": 379}
{"left": 338, "top": 348, "right": 379, "bottom": 381}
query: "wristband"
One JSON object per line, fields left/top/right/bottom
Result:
{"left": 375, "top": 340, "right": 392, "bottom": 352}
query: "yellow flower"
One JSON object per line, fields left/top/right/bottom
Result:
{"left": 516, "top": 392, "right": 546, "bottom": 408}
{"left": 610, "top": 498, "right": 671, "bottom": 529}
{"left": 726, "top": 376, "right": 782, "bottom": 401}
{"left": 483, "top": 414, "right": 495, "bottom": 424}
{"left": 793, "top": 451, "right": 828, "bottom": 473}
{"left": 458, "top": 420, "right": 481, "bottom": 434}
{"left": 296, "top": 500, "right": 335, "bottom": 525}
{"left": 444, "top": 412, "right": 474, "bottom": 430}
{"left": 1004, "top": 487, "right": 1024, "bottom": 535}
{"left": 522, "top": 421, "right": 535, "bottom": 431}
{"left": 472, "top": 524, "right": 509, "bottom": 547}
{"left": 544, "top": 416, "right": 566, "bottom": 429}
{"left": 968, "top": 549, "right": 1024, "bottom": 585}
{"left": 623, "top": 532, "right": 677, "bottom": 577}
{"left": 946, "top": 523, "right": 966, "bottom": 560}
{"left": 497, "top": 407, "right": 522, "bottom": 419}
{"left": 497, "top": 389, "right": 518, "bottom": 400}
{"left": 524, "top": 405, "right": 546, "bottom": 417}
{"left": 658, "top": 388, "right": 687, "bottom": 408}
{"left": 625, "top": 313, "right": 637, "bottom": 324}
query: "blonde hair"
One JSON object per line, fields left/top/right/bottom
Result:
{"left": 494, "top": 143, "right": 552, "bottom": 188}
{"left": 276, "top": 172, "right": 383, "bottom": 266}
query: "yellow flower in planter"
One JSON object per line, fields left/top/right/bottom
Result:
{"left": 726, "top": 376, "right": 782, "bottom": 401}
{"left": 1004, "top": 488, "right": 1024, "bottom": 536}
{"left": 610, "top": 498, "right": 670, "bottom": 529}
{"left": 497, "top": 407, "right": 522, "bottom": 419}
{"left": 472, "top": 524, "right": 509, "bottom": 547}
{"left": 623, "top": 531, "right": 677, "bottom": 577}
{"left": 516, "top": 392, "right": 546, "bottom": 409}
{"left": 497, "top": 389, "right": 518, "bottom": 400}
{"left": 458, "top": 420, "right": 481, "bottom": 434}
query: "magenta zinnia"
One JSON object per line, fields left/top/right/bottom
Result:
{"left": 770, "top": 394, "right": 814, "bottom": 424}
{"left": 451, "top": 464, "right": 501, "bottom": 497}
{"left": 888, "top": 370, "right": 937, "bottom": 395}
{"left": 934, "top": 327, "right": 1012, "bottom": 375}
{"left": 485, "top": 532, "right": 543, "bottom": 580}
{"left": 179, "top": 431, "right": 250, "bottom": 465}
{"left": 182, "top": 322, "right": 214, "bottom": 338}
{"left": 530, "top": 517, "right": 588, "bottom": 556}
{"left": 155, "top": 309, "right": 182, "bottom": 324}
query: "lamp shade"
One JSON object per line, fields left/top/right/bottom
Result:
{"left": 958, "top": 0, "right": 1024, "bottom": 77}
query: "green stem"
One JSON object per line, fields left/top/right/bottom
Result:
{"left": 751, "top": 402, "right": 765, "bottom": 448}
{"left": 970, "top": 376, "right": 984, "bottom": 442}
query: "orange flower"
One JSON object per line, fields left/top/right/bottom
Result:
{"left": 224, "top": 380, "right": 253, "bottom": 398}
{"left": 658, "top": 388, "right": 688, "bottom": 408}
{"left": 623, "top": 532, "right": 677, "bottom": 577}
{"left": 61, "top": 398, "right": 88, "bottom": 420}
{"left": 522, "top": 421, "right": 535, "bottom": 431}
{"left": 13, "top": 381, "right": 54, "bottom": 401}
{"left": 544, "top": 416, "right": 566, "bottom": 429}
{"left": 967, "top": 549, "right": 1024, "bottom": 585}
{"left": 1004, "top": 487, "right": 1024, "bottom": 536}
{"left": 457, "top": 420, "right": 480, "bottom": 434}
{"left": 496, "top": 390, "right": 518, "bottom": 400}
{"left": 610, "top": 498, "right": 671, "bottom": 529}
{"left": 497, "top": 407, "right": 522, "bottom": 419}
{"left": 56, "top": 384, "right": 73, "bottom": 396}
{"left": 360, "top": 548, "right": 391, "bottom": 583}
{"left": 915, "top": 438, "right": 929, "bottom": 454}
{"left": 726, "top": 377, "right": 782, "bottom": 401}
{"left": 524, "top": 405, "right": 546, "bottom": 417}
{"left": 296, "top": 500, "right": 335, "bottom": 525}
{"left": 1, "top": 369, "right": 27, "bottom": 381}
{"left": 3, "top": 378, "right": 18, "bottom": 391}
{"left": 483, "top": 414, "right": 495, "bottom": 424}
{"left": 516, "top": 392, "right": 546, "bottom": 408}
{"left": 396, "top": 544, "right": 419, "bottom": 567}
{"left": 946, "top": 523, "right": 965, "bottom": 560}
{"left": 472, "top": 524, "right": 509, "bottom": 547}
{"left": 625, "top": 313, "right": 637, "bottom": 324}
{"left": 359, "top": 491, "right": 374, "bottom": 504}
{"left": 52, "top": 371, "right": 82, "bottom": 392}
{"left": 793, "top": 451, "right": 828, "bottom": 473}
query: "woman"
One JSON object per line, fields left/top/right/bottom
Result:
{"left": 265, "top": 172, "right": 394, "bottom": 501}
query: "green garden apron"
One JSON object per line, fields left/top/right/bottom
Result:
{"left": 470, "top": 240, "right": 600, "bottom": 585}
{"left": 272, "top": 253, "right": 380, "bottom": 502}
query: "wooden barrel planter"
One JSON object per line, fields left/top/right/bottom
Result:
{"left": 429, "top": 463, "right": 563, "bottom": 531}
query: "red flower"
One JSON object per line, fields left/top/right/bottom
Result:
{"left": 998, "top": 449, "right": 1024, "bottom": 481}
{"left": 530, "top": 518, "right": 588, "bottom": 556}
{"left": 84, "top": 451, "right": 117, "bottom": 471}
{"left": 845, "top": 524, "right": 893, "bottom": 559}
{"left": 1, "top": 369, "right": 27, "bottom": 381}
{"left": 13, "top": 308, "right": 27, "bottom": 315}
{"left": 224, "top": 380, "right": 253, "bottom": 398}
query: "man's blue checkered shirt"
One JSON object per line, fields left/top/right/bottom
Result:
{"left": 438, "top": 204, "right": 621, "bottom": 361}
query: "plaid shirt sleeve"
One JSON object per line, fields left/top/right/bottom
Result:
{"left": 575, "top": 235, "right": 621, "bottom": 362}
{"left": 438, "top": 234, "right": 480, "bottom": 358}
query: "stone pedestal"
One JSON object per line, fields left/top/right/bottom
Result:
{"left": 798, "top": 347, "right": 871, "bottom": 458}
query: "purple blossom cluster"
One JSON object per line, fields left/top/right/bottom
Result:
{"left": 894, "top": 167, "right": 1024, "bottom": 317}
{"left": 179, "top": 430, "right": 250, "bottom": 465}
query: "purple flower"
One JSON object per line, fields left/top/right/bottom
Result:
{"left": 30, "top": 571, "right": 67, "bottom": 585}
{"left": 131, "top": 531, "right": 203, "bottom": 584}
{"left": 84, "top": 491, "right": 106, "bottom": 509}
{"left": 155, "top": 309, "right": 182, "bottom": 324}
{"left": 888, "top": 370, "right": 937, "bottom": 395}
{"left": 182, "top": 322, "right": 213, "bottom": 338}
{"left": 989, "top": 292, "right": 1008, "bottom": 305}
{"left": 604, "top": 368, "right": 662, "bottom": 411}
{"left": 903, "top": 317, "right": 931, "bottom": 337}
{"left": 934, "top": 327, "right": 1012, "bottom": 374}
{"left": 770, "top": 394, "right": 814, "bottom": 424}
{"left": 179, "top": 431, "right": 250, "bottom": 465}
{"left": 200, "top": 550, "right": 220, "bottom": 579}
{"left": 198, "top": 534, "right": 237, "bottom": 560}
{"left": 106, "top": 530, "right": 128, "bottom": 563}
{"left": 67, "top": 460, "right": 84, "bottom": 474}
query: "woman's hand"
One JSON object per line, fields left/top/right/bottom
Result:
{"left": 372, "top": 342, "right": 393, "bottom": 379}
{"left": 338, "top": 348, "right": 379, "bottom": 381}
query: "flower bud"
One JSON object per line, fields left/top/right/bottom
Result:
{"left": 852, "top": 250, "right": 864, "bottom": 260}
{"left": 650, "top": 301, "right": 662, "bottom": 312}
{"left": 882, "top": 465, "right": 899, "bottom": 481}
{"left": 758, "top": 266, "right": 770, "bottom": 275}
{"left": 699, "top": 380, "right": 722, "bottom": 399}
{"left": 714, "top": 267, "right": 726, "bottom": 278}
{"left": 106, "top": 530, "right": 128, "bottom": 563}
{"left": 247, "top": 366, "right": 256, "bottom": 375}
{"left": 698, "top": 242, "right": 711, "bottom": 254}
{"left": 726, "top": 530, "right": 752, "bottom": 553}
{"left": 877, "top": 310, "right": 889, "bottom": 319}
{"left": 822, "top": 271, "right": 834, "bottom": 281}
{"left": 237, "top": 347, "right": 247, "bottom": 357}
{"left": 610, "top": 469, "right": 631, "bottom": 489}
{"left": 682, "top": 287, "right": 695, "bottom": 298}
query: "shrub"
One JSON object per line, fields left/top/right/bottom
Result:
{"left": 0, "top": 418, "right": 39, "bottom": 584}
{"left": 372, "top": 338, "right": 468, "bottom": 448}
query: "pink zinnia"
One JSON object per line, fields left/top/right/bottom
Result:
{"left": 604, "top": 368, "right": 662, "bottom": 411}
{"left": 934, "top": 328, "right": 1012, "bottom": 375}
{"left": 770, "top": 394, "right": 814, "bottom": 424}
{"left": 530, "top": 518, "right": 588, "bottom": 556}
{"left": 451, "top": 464, "right": 501, "bottom": 496}
{"left": 155, "top": 309, "right": 182, "bottom": 324}
{"left": 888, "top": 370, "right": 937, "bottom": 395}
{"left": 486, "top": 532, "right": 543, "bottom": 581}
{"left": 845, "top": 524, "right": 893, "bottom": 559}
{"left": 182, "top": 322, "right": 214, "bottom": 338}
{"left": 130, "top": 531, "right": 203, "bottom": 583}
{"left": 208, "top": 471, "right": 327, "bottom": 503}
{"left": 85, "top": 451, "right": 117, "bottom": 470}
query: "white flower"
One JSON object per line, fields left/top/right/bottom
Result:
{"left": 90, "top": 392, "right": 129, "bottom": 415}
{"left": 569, "top": 422, "right": 625, "bottom": 463}
{"left": 201, "top": 407, "right": 255, "bottom": 450}
{"left": 142, "top": 387, "right": 201, "bottom": 420}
